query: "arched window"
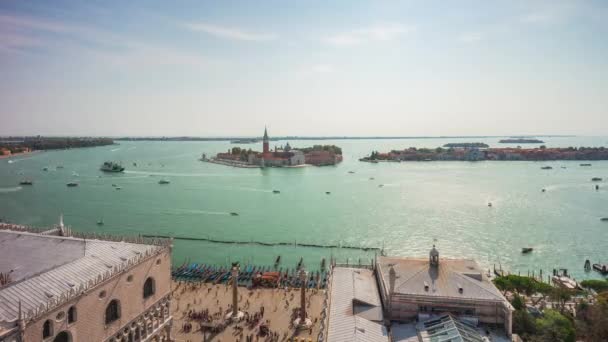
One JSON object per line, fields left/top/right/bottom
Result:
{"left": 43, "top": 319, "right": 53, "bottom": 338}
{"left": 143, "top": 277, "right": 155, "bottom": 298}
{"left": 53, "top": 331, "right": 71, "bottom": 342}
{"left": 105, "top": 299, "right": 121, "bottom": 324}
{"left": 67, "top": 306, "right": 76, "bottom": 323}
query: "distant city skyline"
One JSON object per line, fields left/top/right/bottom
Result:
{"left": 1, "top": 0, "right": 607, "bottom": 136}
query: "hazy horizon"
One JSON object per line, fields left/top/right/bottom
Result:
{"left": 1, "top": 0, "right": 607, "bottom": 137}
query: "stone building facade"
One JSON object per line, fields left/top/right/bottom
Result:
{"left": 0, "top": 228, "right": 173, "bottom": 342}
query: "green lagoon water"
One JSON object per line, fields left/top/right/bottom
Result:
{"left": 1, "top": 137, "right": 607, "bottom": 280}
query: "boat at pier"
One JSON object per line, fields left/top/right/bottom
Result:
{"left": 592, "top": 263, "right": 608, "bottom": 275}
{"left": 100, "top": 161, "right": 125, "bottom": 173}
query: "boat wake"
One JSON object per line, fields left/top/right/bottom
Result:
{"left": 110, "top": 148, "right": 121, "bottom": 152}
{"left": 164, "top": 208, "right": 231, "bottom": 216}
{"left": 0, "top": 186, "right": 22, "bottom": 193}
{"left": 125, "top": 170, "right": 224, "bottom": 177}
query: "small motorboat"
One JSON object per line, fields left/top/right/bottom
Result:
{"left": 540, "top": 166, "right": 552, "bottom": 170}
{"left": 42, "top": 167, "right": 49, "bottom": 171}
{"left": 230, "top": 212, "right": 239, "bottom": 216}
{"left": 66, "top": 182, "right": 78, "bottom": 187}
{"left": 561, "top": 166, "right": 567, "bottom": 169}
{"left": 19, "top": 180, "right": 33, "bottom": 185}
{"left": 56, "top": 165, "right": 64, "bottom": 169}
{"left": 541, "top": 188, "right": 546, "bottom": 192}
{"left": 369, "top": 177, "right": 375, "bottom": 180}
{"left": 325, "top": 191, "right": 331, "bottom": 195}
{"left": 133, "top": 162, "right": 137, "bottom": 167}
{"left": 580, "top": 163, "right": 592, "bottom": 166}
{"left": 97, "top": 219, "right": 104, "bottom": 226}
{"left": 522, "top": 248, "right": 533, "bottom": 254}
{"left": 348, "top": 171, "right": 355, "bottom": 174}
{"left": 601, "top": 217, "right": 608, "bottom": 222}
{"left": 272, "top": 190, "right": 280, "bottom": 194}
{"left": 72, "top": 171, "right": 79, "bottom": 177}
{"left": 591, "top": 177, "right": 603, "bottom": 182}
{"left": 487, "top": 202, "right": 493, "bottom": 207}
{"left": 378, "top": 184, "right": 384, "bottom": 188}
{"left": 158, "top": 179, "right": 170, "bottom": 184}
{"left": 111, "top": 184, "right": 117, "bottom": 187}
{"left": 115, "top": 187, "right": 122, "bottom": 190}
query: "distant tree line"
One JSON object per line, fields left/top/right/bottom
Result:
{"left": 0, "top": 136, "right": 115, "bottom": 151}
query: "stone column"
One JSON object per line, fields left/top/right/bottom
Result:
{"left": 226, "top": 263, "right": 244, "bottom": 320}
{"left": 293, "top": 268, "right": 312, "bottom": 328}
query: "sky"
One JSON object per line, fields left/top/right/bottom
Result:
{"left": 0, "top": 0, "right": 607, "bottom": 137}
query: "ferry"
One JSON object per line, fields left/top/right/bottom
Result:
{"left": 100, "top": 161, "right": 125, "bottom": 173}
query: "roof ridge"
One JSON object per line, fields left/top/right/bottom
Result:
{"left": 395, "top": 264, "right": 428, "bottom": 292}
{"left": 452, "top": 271, "right": 503, "bottom": 299}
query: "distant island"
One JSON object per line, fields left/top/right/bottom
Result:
{"left": 204, "top": 128, "right": 343, "bottom": 168}
{"left": 0, "top": 137, "right": 115, "bottom": 157}
{"left": 230, "top": 138, "right": 259, "bottom": 144}
{"left": 360, "top": 146, "right": 608, "bottom": 162}
{"left": 443, "top": 142, "right": 489, "bottom": 148}
{"left": 115, "top": 135, "right": 573, "bottom": 142}
{"left": 499, "top": 138, "right": 544, "bottom": 144}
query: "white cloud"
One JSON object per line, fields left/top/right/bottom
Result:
{"left": 182, "top": 23, "right": 278, "bottom": 42}
{"left": 458, "top": 32, "right": 483, "bottom": 44}
{"left": 323, "top": 23, "right": 413, "bottom": 46}
{"left": 311, "top": 64, "right": 334, "bottom": 73}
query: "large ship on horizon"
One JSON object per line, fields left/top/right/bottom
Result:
{"left": 100, "top": 161, "right": 125, "bottom": 173}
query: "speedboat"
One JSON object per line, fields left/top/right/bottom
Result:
{"left": 158, "top": 179, "right": 170, "bottom": 184}
{"left": 66, "top": 182, "right": 78, "bottom": 187}
{"left": 522, "top": 248, "right": 533, "bottom": 254}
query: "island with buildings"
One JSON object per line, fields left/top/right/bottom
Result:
{"left": 361, "top": 146, "right": 608, "bottom": 162}
{"left": 499, "top": 138, "right": 545, "bottom": 144}
{"left": 205, "top": 127, "right": 343, "bottom": 168}
{"left": 443, "top": 142, "right": 489, "bottom": 148}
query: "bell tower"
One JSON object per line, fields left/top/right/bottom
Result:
{"left": 263, "top": 126, "right": 269, "bottom": 154}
